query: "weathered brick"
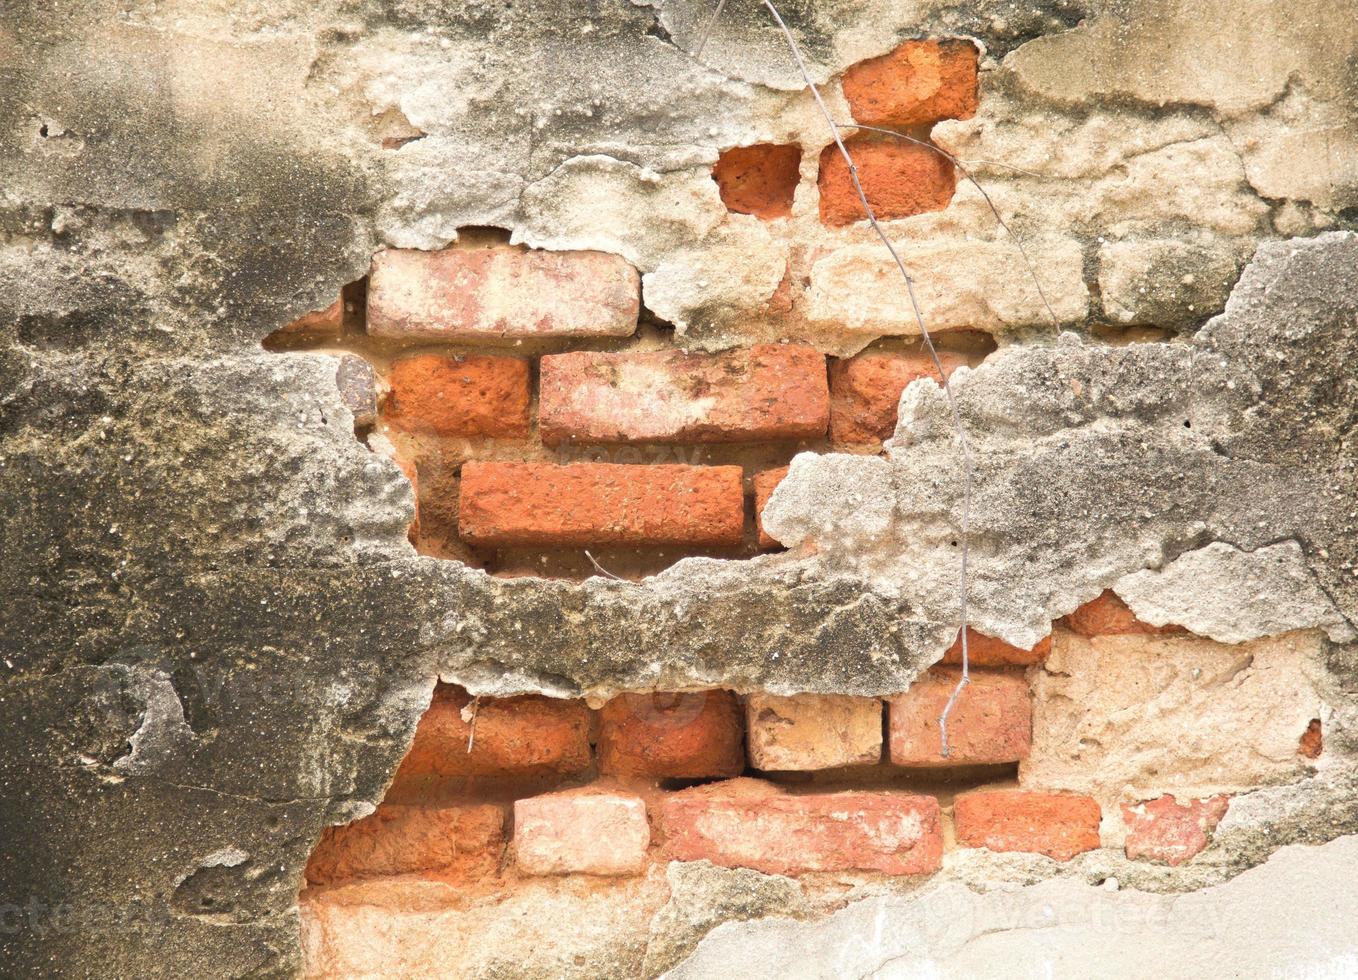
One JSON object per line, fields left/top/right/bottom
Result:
{"left": 753, "top": 465, "right": 790, "bottom": 549}
{"left": 383, "top": 353, "right": 530, "bottom": 438}
{"left": 828, "top": 349, "right": 965, "bottom": 444}
{"left": 1122, "top": 794, "right": 1229, "bottom": 866}
{"left": 712, "top": 143, "right": 802, "bottom": 219}
{"left": 513, "top": 789, "right": 650, "bottom": 876}
{"left": 390, "top": 685, "right": 591, "bottom": 784}
{"left": 941, "top": 628, "right": 1051, "bottom": 667}
{"left": 842, "top": 39, "right": 979, "bottom": 127}
{"left": 367, "top": 246, "right": 640, "bottom": 339}
{"left": 660, "top": 779, "right": 942, "bottom": 875}
{"left": 1299, "top": 718, "right": 1323, "bottom": 759}
{"left": 888, "top": 668, "right": 1031, "bottom": 765}
{"left": 818, "top": 137, "right": 955, "bottom": 228}
{"left": 278, "top": 296, "right": 342, "bottom": 336}
{"left": 598, "top": 690, "right": 744, "bottom": 779}
{"left": 457, "top": 462, "right": 745, "bottom": 548}
{"left": 954, "top": 789, "right": 1101, "bottom": 861}
{"left": 304, "top": 803, "right": 505, "bottom": 886}
{"left": 538, "top": 345, "right": 828, "bottom": 446}
{"left": 1061, "top": 589, "right": 1184, "bottom": 636}
{"left": 745, "top": 693, "right": 882, "bottom": 770}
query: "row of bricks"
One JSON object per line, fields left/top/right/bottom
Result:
{"left": 392, "top": 674, "right": 1030, "bottom": 786}
{"left": 380, "top": 343, "right": 961, "bottom": 446}
{"left": 308, "top": 782, "right": 1229, "bottom": 886}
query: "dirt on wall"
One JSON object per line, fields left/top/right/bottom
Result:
{"left": 1, "top": 1, "right": 1357, "bottom": 977}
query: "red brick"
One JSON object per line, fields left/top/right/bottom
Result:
{"left": 660, "top": 778, "right": 942, "bottom": 875}
{"left": 367, "top": 246, "right": 639, "bottom": 339}
{"left": 829, "top": 350, "right": 965, "bottom": 444}
{"left": 842, "top": 39, "right": 979, "bottom": 127}
{"left": 888, "top": 668, "right": 1031, "bottom": 765}
{"left": 304, "top": 803, "right": 504, "bottom": 886}
{"left": 390, "top": 685, "right": 591, "bottom": 784}
{"left": 753, "top": 466, "right": 790, "bottom": 549}
{"left": 383, "top": 353, "right": 530, "bottom": 438}
{"left": 277, "top": 296, "right": 343, "bottom": 336}
{"left": 1122, "top": 794, "right": 1229, "bottom": 866}
{"left": 513, "top": 789, "right": 650, "bottom": 876}
{"left": 712, "top": 143, "right": 802, "bottom": 219}
{"left": 818, "top": 137, "right": 955, "bottom": 228}
{"left": 538, "top": 345, "right": 828, "bottom": 446}
{"left": 457, "top": 462, "right": 745, "bottom": 548}
{"left": 1061, "top": 590, "right": 1184, "bottom": 637}
{"left": 598, "top": 690, "right": 744, "bottom": 779}
{"left": 954, "top": 790, "right": 1101, "bottom": 861}
{"left": 941, "top": 628, "right": 1051, "bottom": 667}
{"left": 1299, "top": 718, "right": 1323, "bottom": 759}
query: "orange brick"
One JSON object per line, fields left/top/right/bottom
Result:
{"left": 753, "top": 465, "right": 790, "bottom": 549}
{"left": 457, "top": 462, "right": 745, "bottom": 548}
{"left": 818, "top": 137, "right": 955, "bottom": 227}
{"left": 1061, "top": 590, "right": 1184, "bottom": 637}
{"left": 712, "top": 143, "right": 802, "bottom": 219}
{"left": 367, "top": 246, "right": 639, "bottom": 339}
{"left": 304, "top": 803, "right": 505, "bottom": 886}
{"left": 383, "top": 353, "right": 530, "bottom": 438}
{"left": 660, "top": 778, "right": 942, "bottom": 875}
{"left": 941, "top": 628, "right": 1051, "bottom": 667}
{"left": 277, "top": 296, "right": 342, "bottom": 336}
{"left": 539, "top": 345, "right": 828, "bottom": 445}
{"left": 828, "top": 350, "right": 965, "bottom": 444}
{"left": 513, "top": 789, "right": 650, "bottom": 876}
{"left": 1122, "top": 794, "right": 1229, "bottom": 866}
{"left": 1299, "top": 718, "right": 1323, "bottom": 759}
{"left": 888, "top": 668, "right": 1031, "bottom": 765}
{"left": 954, "top": 789, "right": 1101, "bottom": 861}
{"left": 390, "top": 685, "right": 591, "bottom": 784}
{"left": 597, "top": 690, "right": 744, "bottom": 779}
{"left": 842, "top": 39, "right": 979, "bottom": 127}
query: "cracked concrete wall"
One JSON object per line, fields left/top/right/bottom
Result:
{"left": 2, "top": 0, "right": 1357, "bottom": 976}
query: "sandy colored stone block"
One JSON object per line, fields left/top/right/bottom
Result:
{"left": 842, "top": 39, "right": 979, "bottom": 127}
{"left": 712, "top": 143, "right": 801, "bottom": 219}
{"left": 538, "top": 344, "right": 828, "bottom": 445}
{"left": 660, "top": 779, "right": 941, "bottom": 875}
{"left": 383, "top": 353, "right": 530, "bottom": 438}
{"left": 745, "top": 693, "right": 882, "bottom": 770}
{"left": 1022, "top": 631, "right": 1324, "bottom": 798}
{"left": 304, "top": 803, "right": 505, "bottom": 886}
{"left": 457, "top": 462, "right": 745, "bottom": 548}
{"left": 888, "top": 668, "right": 1031, "bottom": 766}
{"left": 514, "top": 789, "right": 650, "bottom": 876}
{"left": 598, "top": 690, "right": 744, "bottom": 780}
{"left": 953, "top": 790, "right": 1101, "bottom": 861}
{"left": 828, "top": 349, "right": 965, "bottom": 444}
{"left": 367, "top": 246, "right": 639, "bottom": 339}
{"left": 1122, "top": 794, "right": 1230, "bottom": 866}
{"left": 818, "top": 137, "right": 955, "bottom": 227}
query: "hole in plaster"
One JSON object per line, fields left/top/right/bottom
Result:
{"left": 711, "top": 143, "right": 802, "bottom": 220}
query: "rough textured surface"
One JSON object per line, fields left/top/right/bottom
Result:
{"left": 384, "top": 353, "right": 532, "bottom": 438}
{"left": 745, "top": 693, "right": 883, "bottom": 770}
{"left": 3, "top": 1, "right": 1357, "bottom": 975}
{"left": 514, "top": 790, "right": 650, "bottom": 877}
{"left": 888, "top": 668, "right": 1032, "bottom": 765}
{"left": 304, "top": 803, "right": 505, "bottom": 886}
{"left": 953, "top": 789, "right": 1101, "bottom": 861}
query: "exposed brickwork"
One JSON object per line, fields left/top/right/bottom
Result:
{"left": 660, "top": 779, "right": 943, "bottom": 875}
{"left": 941, "top": 628, "right": 1051, "bottom": 667}
{"left": 384, "top": 353, "right": 531, "bottom": 438}
{"left": 1061, "top": 590, "right": 1184, "bottom": 636}
{"left": 1299, "top": 718, "right": 1323, "bottom": 758}
{"left": 367, "top": 246, "right": 640, "bottom": 339}
{"left": 954, "top": 790, "right": 1101, "bottom": 861}
{"left": 391, "top": 686, "right": 591, "bottom": 783}
{"left": 818, "top": 137, "right": 955, "bottom": 227}
{"left": 305, "top": 803, "right": 505, "bottom": 886}
{"left": 457, "top": 462, "right": 746, "bottom": 548}
{"left": 538, "top": 344, "right": 829, "bottom": 445}
{"left": 753, "top": 465, "right": 790, "bottom": 549}
{"left": 828, "top": 349, "right": 965, "bottom": 444}
{"left": 888, "top": 668, "right": 1031, "bottom": 765}
{"left": 842, "top": 39, "right": 979, "bottom": 127}
{"left": 513, "top": 789, "right": 650, "bottom": 876}
{"left": 1122, "top": 794, "right": 1229, "bottom": 866}
{"left": 597, "top": 690, "right": 744, "bottom": 779}
{"left": 712, "top": 143, "right": 802, "bottom": 219}
{"left": 278, "top": 296, "right": 343, "bottom": 337}
{"left": 745, "top": 694, "right": 882, "bottom": 770}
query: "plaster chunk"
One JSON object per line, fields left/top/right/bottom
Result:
{"left": 1098, "top": 239, "right": 1242, "bottom": 324}
{"left": 1022, "top": 630, "right": 1324, "bottom": 801}
{"left": 1114, "top": 541, "right": 1356, "bottom": 644}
